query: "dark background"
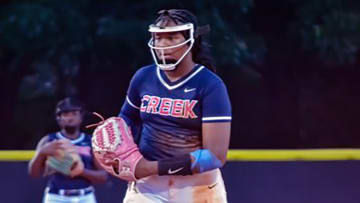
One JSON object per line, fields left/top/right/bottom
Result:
{"left": 1, "top": 0, "right": 360, "bottom": 150}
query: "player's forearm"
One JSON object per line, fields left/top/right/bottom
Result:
{"left": 135, "top": 158, "right": 158, "bottom": 179}
{"left": 135, "top": 149, "right": 224, "bottom": 179}
{"left": 135, "top": 154, "right": 192, "bottom": 178}
{"left": 80, "top": 169, "right": 108, "bottom": 184}
{"left": 28, "top": 152, "right": 47, "bottom": 178}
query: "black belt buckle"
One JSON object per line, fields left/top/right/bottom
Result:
{"left": 48, "top": 186, "right": 94, "bottom": 196}
{"left": 64, "top": 190, "right": 82, "bottom": 196}
{"left": 63, "top": 187, "right": 93, "bottom": 196}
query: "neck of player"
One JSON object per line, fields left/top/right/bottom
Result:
{"left": 61, "top": 128, "right": 80, "bottom": 139}
{"left": 164, "top": 53, "right": 196, "bottom": 82}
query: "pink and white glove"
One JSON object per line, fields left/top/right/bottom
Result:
{"left": 91, "top": 117, "right": 143, "bottom": 181}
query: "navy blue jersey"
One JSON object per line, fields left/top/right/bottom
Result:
{"left": 120, "top": 64, "right": 232, "bottom": 161}
{"left": 46, "top": 132, "right": 95, "bottom": 190}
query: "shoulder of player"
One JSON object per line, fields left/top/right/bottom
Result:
{"left": 197, "top": 66, "right": 226, "bottom": 87}
{"left": 45, "top": 131, "right": 60, "bottom": 141}
{"left": 36, "top": 134, "right": 51, "bottom": 149}
{"left": 82, "top": 132, "right": 93, "bottom": 140}
{"left": 78, "top": 132, "right": 94, "bottom": 146}
{"left": 132, "top": 64, "right": 156, "bottom": 79}
{"left": 37, "top": 131, "right": 63, "bottom": 146}
{"left": 83, "top": 132, "right": 92, "bottom": 137}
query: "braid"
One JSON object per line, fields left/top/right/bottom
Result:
{"left": 192, "top": 36, "right": 216, "bottom": 72}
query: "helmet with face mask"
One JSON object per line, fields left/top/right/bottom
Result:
{"left": 148, "top": 22, "right": 195, "bottom": 71}
{"left": 147, "top": 9, "right": 200, "bottom": 71}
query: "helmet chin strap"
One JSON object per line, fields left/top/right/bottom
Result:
{"left": 158, "top": 49, "right": 176, "bottom": 70}
{"left": 156, "top": 57, "right": 178, "bottom": 70}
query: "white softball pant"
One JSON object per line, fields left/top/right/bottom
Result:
{"left": 123, "top": 168, "right": 227, "bottom": 203}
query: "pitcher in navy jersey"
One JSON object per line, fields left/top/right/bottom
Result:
{"left": 28, "top": 98, "right": 108, "bottom": 203}
{"left": 118, "top": 9, "right": 232, "bottom": 203}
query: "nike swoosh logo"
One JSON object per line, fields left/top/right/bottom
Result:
{"left": 168, "top": 167, "right": 184, "bottom": 174}
{"left": 184, "top": 88, "right": 196, "bottom": 93}
{"left": 208, "top": 182, "right": 218, "bottom": 189}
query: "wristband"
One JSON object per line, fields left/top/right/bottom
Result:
{"left": 158, "top": 154, "right": 192, "bottom": 176}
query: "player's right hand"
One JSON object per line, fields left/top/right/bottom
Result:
{"left": 39, "top": 140, "right": 66, "bottom": 157}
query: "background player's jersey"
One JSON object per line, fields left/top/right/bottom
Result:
{"left": 120, "top": 64, "right": 232, "bottom": 161}
{"left": 46, "top": 132, "right": 95, "bottom": 190}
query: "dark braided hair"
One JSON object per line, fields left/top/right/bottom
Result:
{"left": 154, "top": 9, "right": 216, "bottom": 72}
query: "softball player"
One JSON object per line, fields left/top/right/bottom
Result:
{"left": 28, "top": 98, "right": 108, "bottom": 203}
{"left": 118, "top": 9, "right": 232, "bottom": 203}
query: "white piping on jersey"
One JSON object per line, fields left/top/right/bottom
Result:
{"left": 56, "top": 132, "right": 85, "bottom": 144}
{"left": 156, "top": 65, "right": 205, "bottom": 90}
{"left": 126, "top": 96, "right": 140, "bottom": 109}
{"left": 202, "top": 116, "right": 232, "bottom": 121}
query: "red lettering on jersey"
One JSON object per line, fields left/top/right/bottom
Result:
{"left": 146, "top": 96, "right": 160, "bottom": 114}
{"left": 171, "top": 99, "right": 184, "bottom": 118}
{"left": 183, "top": 100, "right": 198, "bottom": 118}
{"left": 140, "top": 95, "right": 150, "bottom": 112}
{"left": 159, "top": 98, "right": 172, "bottom": 116}
{"left": 140, "top": 95, "right": 198, "bottom": 119}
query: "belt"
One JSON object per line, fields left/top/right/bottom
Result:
{"left": 46, "top": 186, "right": 94, "bottom": 196}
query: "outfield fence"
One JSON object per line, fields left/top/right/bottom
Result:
{"left": 2, "top": 149, "right": 360, "bottom": 203}
{"left": 1, "top": 149, "right": 360, "bottom": 161}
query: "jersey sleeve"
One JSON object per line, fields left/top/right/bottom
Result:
{"left": 119, "top": 69, "right": 143, "bottom": 143}
{"left": 201, "top": 81, "right": 232, "bottom": 123}
{"left": 119, "top": 67, "right": 145, "bottom": 115}
{"left": 124, "top": 69, "right": 143, "bottom": 110}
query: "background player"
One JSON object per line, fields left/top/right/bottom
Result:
{"left": 118, "top": 9, "right": 232, "bottom": 202}
{"left": 28, "top": 97, "right": 108, "bottom": 203}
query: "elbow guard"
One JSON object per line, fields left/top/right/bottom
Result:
{"left": 190, "top": 149, "right": 222, "bottom": 173}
